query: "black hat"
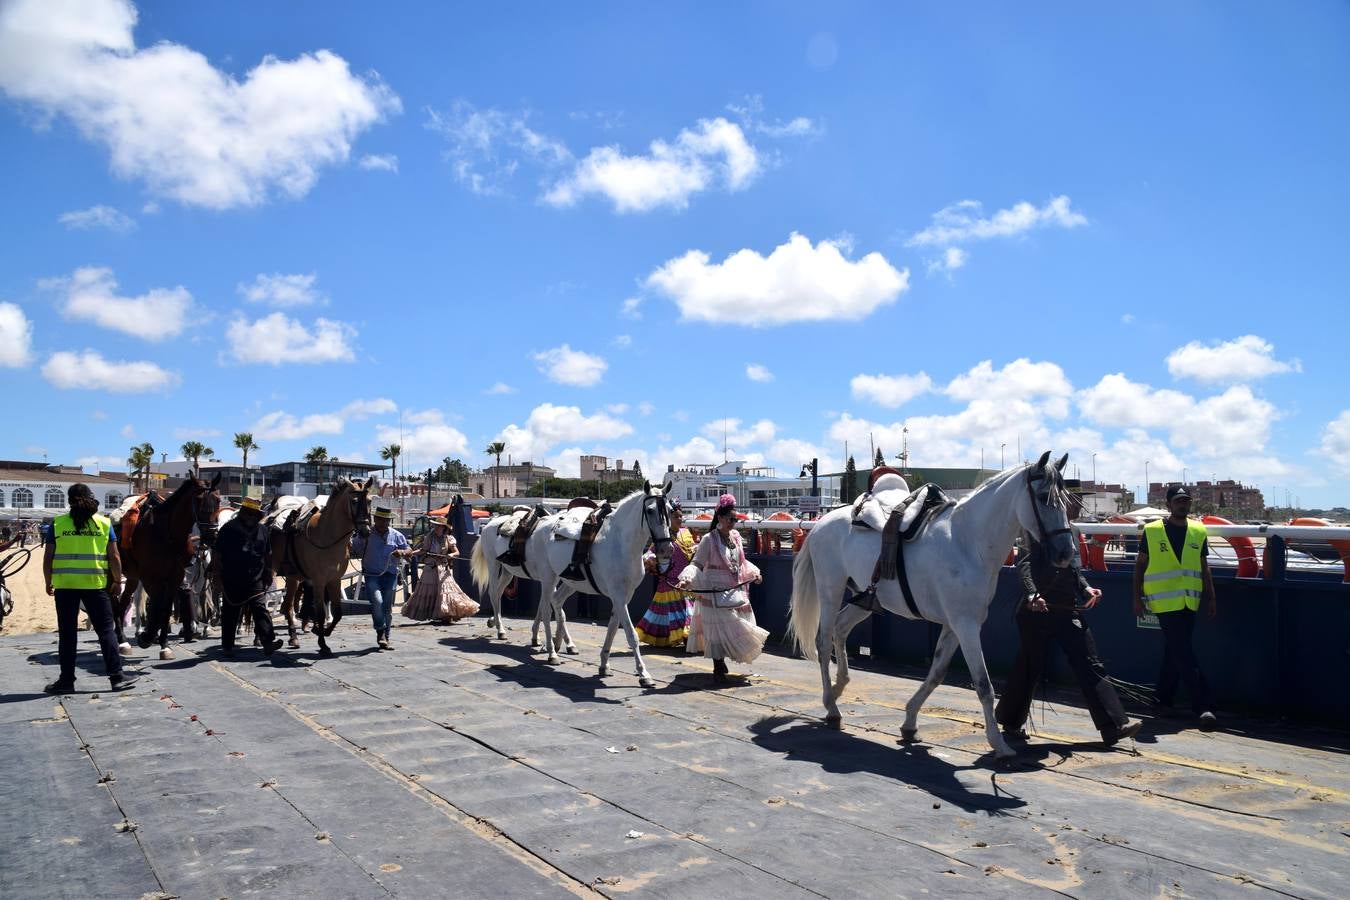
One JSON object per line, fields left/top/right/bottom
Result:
{"left": 1062, "top": 478, "right": 1092, "bottom": 495}
{"left": 1165, "top": 485, "right": 1191, "bottom": 501}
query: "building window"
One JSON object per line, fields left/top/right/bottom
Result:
{"left": 0, "top": 489, "right": 5, "bottom": 506}
{"left": 45, "top": 487, "right": 66, "bottom": 508}
{"left": 12, "top": 487, "right": 33, "bottom": 509}
{"left": 105, "top": 492, "right": 123, "bottom": 509}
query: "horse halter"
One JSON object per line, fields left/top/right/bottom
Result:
{"left": 1025, "top": 468, "right": 1072, "bottom": 545}
{"left": 191, "top": 483, "right": 221, "bottom": 540}
{"left": 644, "top": 493, "right": 673, "bottom": 548}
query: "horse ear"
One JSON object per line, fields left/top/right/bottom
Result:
{"left": 365, "top": 476, "right": 377, "bottom": 491}
{"left": 210, "top": 472, "right": 222, "bottom": 488}
{"left": 337, "top": 475, "right": 349, "bottom": 488}
{"left": 1055, "top": 453, "right": 1068, "bottom": 472}
{"left": 644, "top": 480, "right": 651, "bottom": 494}
{"left": 1034, "top": 450, "right": 1051, "bottom": 472}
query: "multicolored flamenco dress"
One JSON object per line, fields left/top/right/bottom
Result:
{"left": 636, "top": 527, "right": 695, "bottom": 646}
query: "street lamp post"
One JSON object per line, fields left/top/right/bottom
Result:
{"left": 1000, "top": 443, "right": 1007, "bottom": 469}
{"left": 1091, "top": 452, "right": 1097, "bottom": 486}
{"left": 1144, "top": 460, "right": 1150, "bottom": 503}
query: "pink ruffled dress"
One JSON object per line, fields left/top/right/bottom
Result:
{"left": 678, "top": 529, "right": 768, "bottom": 664}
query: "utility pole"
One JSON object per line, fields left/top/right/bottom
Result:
{"left": 426, "top": 468, "right": 433, "bottom": 516}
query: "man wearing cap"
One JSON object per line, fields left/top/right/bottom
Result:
{"left": 351, "top": 508, "right": 412, "bottom": 649}
{"left": 1133, "top": 485, "right": 1218, "bottom": 729}
{"left": 215, "top": 497, "right": 283, "bottom": 659}
{"left": 997, "top": 480, "right": 1141, "bottom": 746}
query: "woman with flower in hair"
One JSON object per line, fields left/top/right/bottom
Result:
{"left": 637, "top": 500, "right": 695, "bottom": 647}
{"left": 678, "top": 493, "right": 768, "bottom": 683}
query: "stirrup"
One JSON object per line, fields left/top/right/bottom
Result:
{"left": 560, "top": 563, "right": 583, "bottom": 581}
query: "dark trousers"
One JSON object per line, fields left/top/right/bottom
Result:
{"left": 220, "top": 584, "right": 276, "bottom": 649}
{"left": 1156, "top": 608, "right": 1212, "bottom": 712}
{"left": 996, "top": 607, "right": 1128, "bottom": 735}
{"left": 175, "top": 587, "right": 195, "bottom": 635}
{"left": 54, "top": 588, "right": 123, "bottom": 685}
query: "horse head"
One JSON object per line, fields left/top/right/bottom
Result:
{"left": 350, "top": 476, "right": 375, "bottom": 537}
{"left": 194, "top": 472, "right": 223, "bottom": 548}
{"left": 1020, "top": 451, "right": 1075, "bottom": 567}
{"left": 640, "top": 481, "right": 675, "bottom": 573}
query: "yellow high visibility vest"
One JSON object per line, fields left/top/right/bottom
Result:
{"left": 51, "top": 514, "right": 112, "bottom": 590}
{"left": 1142, "top": 518, "right": 1206, "bottom": 614}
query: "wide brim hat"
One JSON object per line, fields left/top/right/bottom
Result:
{"left": 374, "top": 508, "right": 394, "bottom": 520}
{"left": 238, "top": 497, "right": 263, "bottom": 512}
{"left": 428, "top": 515, "right": 448, "bottom": 527}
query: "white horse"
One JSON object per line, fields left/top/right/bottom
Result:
{"left": 471, "top": 483, "right": 674, "bottom": 688}
{"left": 788, "top": 452, "right": 1076, "bottom": 759}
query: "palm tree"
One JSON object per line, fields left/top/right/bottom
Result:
{"left": 233, "top": 431, "right": 259, "bottom": 497}
{"left": 380, "top": 443, "right": 401, "bottom": 495}
{"left": 305, "top": 445, "right": 329, "bottom": 486}
{"left": 180, "top": 441, "right": 214, "bottom": 477}
{"left": 484, "top": 441, "right": 506, "bottom": 498}
{"left": 127, "top": 442, "right": 155, "bottom": 493}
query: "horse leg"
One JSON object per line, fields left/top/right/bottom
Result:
{"left": 314, "top": 584, "right": 333, "bottom": 658}
{"left": 901, "top": 626, "right": 960, "bottom": 744}
{"left": 815, "top": 596, "right": 842, "bottom": 726}
{"left": 949, "top": 622, "right": 1015, "bottom": 760}
{"left": 326, "top": 580, "right": 343, "bottom": 635}
{"left": 597, "top": 615, "right": 621, "bottom": 677}
{"left": 491, "top": 573, "right": 508, "bottom": 640}
{"left": 616, "top": 606, "right": 655, "bottom": 689}
{"left": 114, "top": 577, "right": 137, "bottom": 652}
{"left": 153, "top": 588, "right": 173, "bottom": 660}
{"left": 830, "top": 602, "right": 873, "bottom": 700}
{"left": 281, "top": 581, "right": 299, "bottom": 647}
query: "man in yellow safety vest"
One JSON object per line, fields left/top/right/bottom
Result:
{"left": 1132, "top": 484, "right": 1217, "bottom": 729}
{"left": 41, "top": 483, "right": 138, "bottom": 694}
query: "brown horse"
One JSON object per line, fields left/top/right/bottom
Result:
{"left": 116, "top": 474, "right": 223, "bottom": 660}
{"left": 273, "top": 476, "right": 374, "bottom": 658}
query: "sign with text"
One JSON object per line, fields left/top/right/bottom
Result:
{"left": 798, "top": 495, "right": 821, "bottom": 513}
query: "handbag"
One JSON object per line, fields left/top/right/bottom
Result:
{"left": 712, "top": 588, "right": 748, "bottom": 609}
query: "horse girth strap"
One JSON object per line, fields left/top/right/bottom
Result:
{"left": 570, "top": 502, "right": 613, "bottom": 593}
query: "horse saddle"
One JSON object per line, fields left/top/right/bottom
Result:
{"left": 559, "top": 501, "right": 613, "bottom": 584}
{"left": 874, "top": 484, "right": 954, "bottom": 582}
{"left": 851, "top": 469, "right": 913, "bottom": 532}
{"left": 552, "top": 498, "right": 599, "bottom": 542}
{"left": 496, "top": 506, "right": 543, "bottom": 570}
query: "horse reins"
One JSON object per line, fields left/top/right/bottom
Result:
{"left": 1025, "top": 469, "right": 1072, "bottom": 546}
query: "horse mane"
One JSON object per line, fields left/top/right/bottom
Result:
{"left": 954, "top": 458, "right": 1068, "bottom": 512}
{"left": 158, "top": 476, "right": 205, "bottom": 511}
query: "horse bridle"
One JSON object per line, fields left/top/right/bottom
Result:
{"left": 1025, "top": 468, "right": 1072, "bottom": 544}
{"left": 190, "top": 483, "right": 221, "bottom": 541}
{"left": 300, "top": 486, "right": 372, "bottom": 551}
{"left": 645, "top": 493, "right": 673, "bottom": 550}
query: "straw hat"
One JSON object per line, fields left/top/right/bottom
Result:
{"left": 238, "top": 497, "right": 263, "bottom": 513}
{"left": 428, "top": 515, "right": 448, "bottom": 527}
{"left": 373, "top": 508, "right": 394, "bottom": 521}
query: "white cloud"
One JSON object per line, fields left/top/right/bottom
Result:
{"left": 237, "top": 272, "right": 323, "bottom": 307}
{"left": 850, "top": 372, "right": 934, "bottom": 408}
{"left": 90, "top": 409, "right": 107, "bottom": 421}
{"left": 57, "top": 204, "right": 135, "bottom": 233}
{"left": 120, "top": 424, "right": 135, "bottom": 439}
{"left": 726, "top": 95, "right": 821, "bottom": 139}
{"left": 605, "top": 403, "right": 629, "bottom": 415}
{"left": 1121, "top": 313, "right": 1135, "bottom": 325}
{"left": 1165, "top": 335, "right": 1300, "bottom": 384}
{"left": 250, "top": 397, "right": 395, "bottom": 441}
{"left": 358, "top": 153, "right": 398, "bottom": 173}
{"left": 425, "top": 102, "right": 571, "bottom": 196}
{"left": 907, "top": 196, "right": 1087, "bottom": 248}
{"left": 532, "top": 344, "right": 607, "bottom": 387}
{"left": 226, "top": 313, "right": 356, "bottom": 365}
{"left": 0, "top": 0, "right": 400, "bottom": 209}
{"left": 494, "top": 403, "right": 634, "bottom": 462}
{"left": 374, "top": 410, "right": 469, "bottom": 463}
{"left": 75, "top": 454, "right": 125, "bottom": 471}
{"left": 45, "top": 267, "right": 191, "bottom": 340}
{"left": 647, "top": 232, "right": 908, "bottom": 326}
{"left": 926, "top": 246, "right": 968, "bottom": 276}
{"left": 620, "top": 297, "right": 642, "bottom": 319}
{"left": 638, "top": 401, "right": 655, "bottom": 416}
{"left": 0, "top": 302, "right": 34, "bottom": 367}
{"left": 484, "top": 381, "right": 516, "bottom": 395}
{"left": 544, "top": 117, "right": 760, "bottom": 213}
{"left": 1317, "top": 411, "right": 1350, "bottom": 474}
{"left": 745, "top": 363, "right": 774, "bottom": 383}
{"left": 41, "top": 349, "right": 178, "bottom": 393}
{"left": 702, "top": 418, "right": 777, "bottom": 447}
{"left": 612, "top": 334, "right": 632, "bottom": 348}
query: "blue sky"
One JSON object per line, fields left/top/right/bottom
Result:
{"left": 1, "top": 0, "right": 1347, "bottom": 507}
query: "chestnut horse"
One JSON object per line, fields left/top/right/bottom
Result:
{"left": 115, "top": 474, "right": 223, "bottom": 660}
{"left": 272, "top": 476, "right": 374, "bottom": 658}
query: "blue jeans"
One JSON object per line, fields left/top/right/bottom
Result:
{"left": 364, "top": 571, "right": 398, "bottom": 635}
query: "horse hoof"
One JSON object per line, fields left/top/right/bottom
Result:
{"left": 639, "top": 677, "right": 656, "bottom": 689}
{"left": 159, "top": 648, "right": 174, "bottom": 661}
{"left": 563, "top": 646, "right": 579, "bottom": 656}
{"left": 287, "top": 637, "right": 301, "bottom": 649}
{"left": 496, "top": 632, "right": 507, "bottom": 641}
{"left": 545, "top": 655, "right": 562, "bottom": 666}
{"left": 118, "top": 642, "right": 132, "bottom": 656}
{"left": 900, "top": 728, "right": 918, "bottom": 744}
{"left": 597, "top": 666, "right": 611, "bottom": 677}
{"left": 825, "top": 714, "right": 843, "bottom": 730}
{"left": 318, "top": 647, "right": 335, "bottom": 659}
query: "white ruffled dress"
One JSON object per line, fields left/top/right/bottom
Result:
{"left": 678, "top": 530, "right": 768, "bottom": 664}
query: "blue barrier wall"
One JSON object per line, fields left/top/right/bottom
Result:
{"left": 454, "top": 535, "right": 1350, "bottom": 722}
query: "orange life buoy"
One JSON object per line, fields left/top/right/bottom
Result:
{"left": 1202, "top": 515, "right": 1259, "bottom": 577}
{"left": 1289, "top": 518, "right": 1350, "bottom": 583}
{"left": 791, "top": 527, "right": 806, "bottom": 553}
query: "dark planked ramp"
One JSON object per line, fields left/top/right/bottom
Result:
{"left": 2, "top": 617, "right": 1347, "bottom": 898}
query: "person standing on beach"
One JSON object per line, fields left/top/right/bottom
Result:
{"left": 42, "top": 483, "right": 137, "bottom": 694}
{"left": 1133, "top": 484, "right": 1219, "bottom": 730}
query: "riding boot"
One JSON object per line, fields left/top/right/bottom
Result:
{"left": 712, "top": 658, "right": 729, "bottom": 684}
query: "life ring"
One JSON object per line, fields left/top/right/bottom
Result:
{"left": 1202, "top": 515, "right": 1259, "bottom": 578}
{"left": 791, "top": 527, "right": 806, "bottom": 553}
{"left": 1288, "top": 517, "right": 1350, "bottom": 583}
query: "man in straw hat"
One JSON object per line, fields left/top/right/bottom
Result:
{"left": 215, "top": 497, "right": 283, "bottom": 659}
{"left": 997, "top": 479, "right": 1141, "bottom": 746}
{"left": 351, "top": 507, "right": 412, "bottom": 650}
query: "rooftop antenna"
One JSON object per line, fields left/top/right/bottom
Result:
{"left": 898, "top": 425, "right": 910, "bottom": 473}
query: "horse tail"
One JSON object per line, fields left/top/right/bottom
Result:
{"left": 788, "top": 533, "right": 820, "bottom": 661}
{"left": 470, "top": 526, "right": 493, "bottom": 593}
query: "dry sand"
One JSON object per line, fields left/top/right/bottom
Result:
{"left": 1, "top": 546, "right": 65, "bottom": 634}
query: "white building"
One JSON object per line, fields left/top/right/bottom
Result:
{"left": 0, "top": 461, "right": 133, "bottom": 520}
{"left": 662, "top": 460, "right": 841, "bottom": 513}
